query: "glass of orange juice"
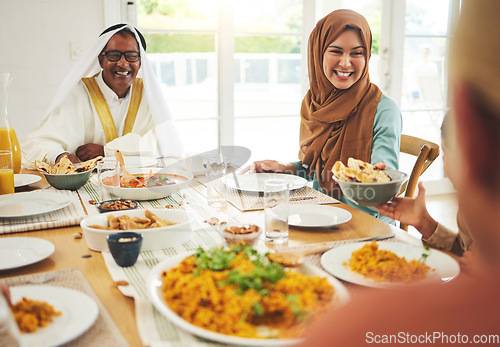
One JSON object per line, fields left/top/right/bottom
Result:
{"left": 0, "top": 150, "right": 14, "bottom": 195}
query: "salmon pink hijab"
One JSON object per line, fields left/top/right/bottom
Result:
{"left": 299, "top": 9, "right": 382, "bottom": 195}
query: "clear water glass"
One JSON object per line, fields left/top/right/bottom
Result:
{"left": 204, "top": 156, "right": 227, "bottom": 209}
{"left": 264, "top": 179, "right": 290, "bottom": 244}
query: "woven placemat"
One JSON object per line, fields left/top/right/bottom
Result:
{"left": 1, "top": 269, "right": 128, "bottom": 346}
{"left": 0, "top": 190, "right": 86, "bottom": 235}
{"left": 208, "top": 182, "right": 339, "bottom": 212}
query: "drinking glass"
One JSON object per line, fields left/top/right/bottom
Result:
{"left": 0, "top": 150, "right": 14, "bottom": 195}
{"left": 97, "top": 159, "right": 121, "bottom": 201}
{"left": 264, "top": 179, "right": 290, "bottom": 244}
{"left": 204, "top": 156, "right": 227, "bottom": 209}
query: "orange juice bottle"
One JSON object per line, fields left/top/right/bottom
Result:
{"left": 0, "top": 73, "right": 21, "bottom": 174}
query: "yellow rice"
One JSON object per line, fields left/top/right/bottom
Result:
{"left": 347, "top": 242, "right": 432, "bottom": 283}
{"left": 161, "top": 248, "right": 334, "bottom": 339}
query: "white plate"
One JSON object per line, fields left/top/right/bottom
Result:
{"left": 321, "top": 241, "right": 460, "bottom": 288}
{"left": 0, "top": 191, "right": 72, "bottom": 218}
{"left": 148, "top": 252, "right": 350, "bottom": 346}
{"left": 14, "top": 174, "right": 41, "bottom": 188}
{"left": 224, "top": 173, "right": 307, "bottom": 192}
{"left": 288, "top": 205, "right": 352, "bottom": 227}
{"left": 11, "top": 285, "right": 99, "bottom": 347}
{"left": 0, "top": 237, "right": 55, "bottom": 270}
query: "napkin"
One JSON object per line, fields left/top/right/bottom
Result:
{"left": 104, "top": 132, "right": 156, "bottom": 157}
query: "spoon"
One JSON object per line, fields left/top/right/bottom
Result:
{"left": 268, "top": 242, "right": 334, "bottom": 267}
{"left": 114, "top": 150, "right": 135, "bottom": 185}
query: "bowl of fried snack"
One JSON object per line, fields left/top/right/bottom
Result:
{"left": 331, "top": 158, "right": 408, "bottom": 206}
{"left": 36, "top": 155, "right": 102, "bottom": 190}
{"left": 97, "top": 199, "right": 139, "bottom": 213}
{"left": 80, "top": 208, "right": 196, "bottom": 251}
{"left": 219, "top": 224, "right": 262, "bottom": 247}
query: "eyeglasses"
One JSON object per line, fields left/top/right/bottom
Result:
{"left": 100, "top": 50, "right": 140, "bottom": 63}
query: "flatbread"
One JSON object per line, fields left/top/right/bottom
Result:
{"left": 76, "top": 156, "right": 103, "bottom": 172}
{"left": 332, "top": 157, "right": 391, "bottom": 183}
{"left": 35, "top": 155, "right": 103, "bottom": 175}
{"left": 35, "top": 161, "right": 52, "bottom": 174}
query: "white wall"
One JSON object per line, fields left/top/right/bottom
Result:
{"left": 0, "top": 0, "right": 112, "bottom": 141}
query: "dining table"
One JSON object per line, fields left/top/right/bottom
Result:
{"left": 0, "top": 167, "right": 435, "bottom": 346}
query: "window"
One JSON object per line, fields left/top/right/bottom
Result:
{"left": 137, "top": 0, "right": 303, "bottom": 162}
{"left": 135, "top": 0, "right": 459, "bottom": 184}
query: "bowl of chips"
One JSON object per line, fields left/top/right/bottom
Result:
{"left": 332, "top": 158, "right": 408, "bottom": 206}
{"left": 36, "top": 155, "right": 102, "bottom": 191}
{"left": 80, "top": 208, "right": 196, "bottom": 251}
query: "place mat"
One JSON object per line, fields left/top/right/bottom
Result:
{"left": 78, "top": 180, "right": 221, "bottom": 219}
{"left": 197, "top": 179, "right": 339, "bottom": 212}
{"left": 0, "top": 190, "right": 86, "bottom": 235}
{"left": 0, "top": 268, "right": 128, "bottom": 346}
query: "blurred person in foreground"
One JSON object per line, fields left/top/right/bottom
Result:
{"left": 300, "top": 1, "right": 500, "bottom": 345}
{"left": 377, "top": 113, "right": 473, "bottom": 257}
{"left": 21, "top": 24, "right": 182, "bottom": 168}
{"left": 241, "top": 10, "right": 402, "bottom": 223}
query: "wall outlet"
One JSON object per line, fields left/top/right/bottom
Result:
{"left": 70, "top": 40, "right": 83, "bottom": 61}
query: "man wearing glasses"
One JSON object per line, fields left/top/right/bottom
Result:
{"left": 22, "top": 24, "right": 182, "bottom": 167}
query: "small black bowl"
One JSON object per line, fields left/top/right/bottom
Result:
{"left": 97, "top": 199, "right": 139, "bottom": 213}
{"left": 107, "top": 232, "right": 143, "bottom": 267}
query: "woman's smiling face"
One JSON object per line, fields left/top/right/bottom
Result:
{"left": 322, "top": 28, "right": 366, "bottom": 90}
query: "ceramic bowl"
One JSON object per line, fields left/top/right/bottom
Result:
{"left": 98, "top": 168, "right": 194, "bottom": 201}
{"left": 42, "top": 168, "right": 92, "bottom": 190}
{"left": 107, "top": 232, "right": 143, "bottom": 267}
{"left": 332, "top": 169, "right": 408, "bottom": 206}
{"left": 81, "top": 208, "right": 196, "bottom": 251}
{"left": 96, "top": 199, "right": 139, "bottom": 213}
{"left": 218, "top": 224, "right": 262, "bottom": 247}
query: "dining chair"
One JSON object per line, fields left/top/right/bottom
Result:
{"left": 398, "top": 134, "right": 440, "bottom": 231}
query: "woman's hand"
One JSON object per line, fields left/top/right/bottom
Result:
{"left": 377, "top": 182, "right": 438, "bottom": 238}
{"left": 76, "top": 143, "right": 104, "bottom": 161}
{"left": 239, "top": 160, "right": 296, "bottom": 175}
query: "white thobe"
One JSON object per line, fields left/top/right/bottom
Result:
{"left": 21, "top": 73, "right": 155, "bottom": 168}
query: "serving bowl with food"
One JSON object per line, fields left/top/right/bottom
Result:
{"left": 148, "top": 246, "right": 350, "bottom": 346}
{"left": 80, "top": 208, "right": 196, "bottom": 251}
{"left": 331, "top": 158, "right": 408, "bottom": 206}
{"left": 36, "top": 155, "right": 102, "bottom": 190}
{"left": 98, "top": 167, "right": 193, "bottom": 201}
{"left": 218, "top": 224, "right": 262, "bottom": 247}
{"left": 96, "top": 199, "right": 139, "bottom": 213}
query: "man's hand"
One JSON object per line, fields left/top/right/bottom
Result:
{"left": 56, "top": 152, "right": 80, "bottom": 164}
{"left": 76, "top": 143, "right": 104, "bottom": 161}
{"left": 377, "top": 182, "right": 438, "bottom": 239}
{"left": 239, "top": 160, "right": 295, "bottom": 175}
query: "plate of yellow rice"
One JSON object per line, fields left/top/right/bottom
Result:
{"left": 147, "top": 246, "right": 350, "bottom": 346}
{"left": 321, "top": 241, "right": 460, "bottom": 288}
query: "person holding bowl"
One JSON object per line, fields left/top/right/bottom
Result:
{"left": 242, "top": 9, "right": 402, "bottom": 222}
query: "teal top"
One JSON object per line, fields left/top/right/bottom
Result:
{"left": 293, "top": 94, "right": 402, "bottom": 224}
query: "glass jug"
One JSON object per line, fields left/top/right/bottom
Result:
{"left": 0, "top": 73, "right": 21, "bottom": 174}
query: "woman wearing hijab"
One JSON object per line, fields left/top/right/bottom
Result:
{"left": 244, "top": 9, "right": 402, "bottom": 221}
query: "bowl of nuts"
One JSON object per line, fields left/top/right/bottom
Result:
{"left": 219, "top": 224, "right": 262, "bottom": 247}
{"left": 96, "top": 199, "right": 139, "bottom": 213}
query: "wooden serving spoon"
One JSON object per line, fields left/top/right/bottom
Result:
{"left": 267, "top": 242, "right": 334, "bottom": 267}
{"left": 114, "top": 150, "right": 135, "bottom": 185}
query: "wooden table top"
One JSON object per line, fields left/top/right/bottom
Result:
{"left": 0, "top": 170, "right": 398, "bottom": 346}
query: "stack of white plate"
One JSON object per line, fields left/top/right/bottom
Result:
{"left": 80, "top": 209, "right": 196, "bottom": 252}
